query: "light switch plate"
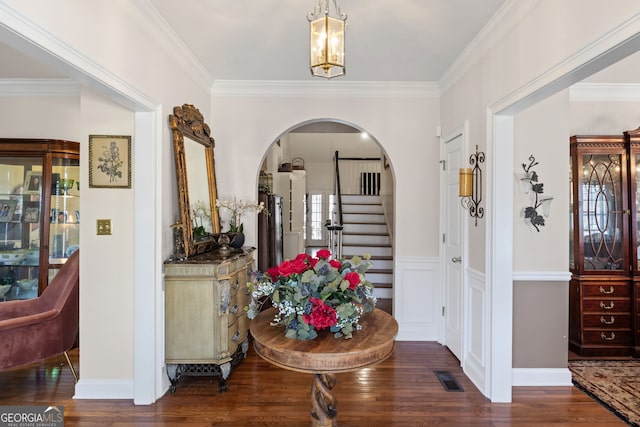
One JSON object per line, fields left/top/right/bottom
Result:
{"left": 96, "top": 219, "right": 112, "bottom": 235}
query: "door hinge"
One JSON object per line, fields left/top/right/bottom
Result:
{"left": 442, "top": 233, "right": 445, "bottom": 244}
{"left": 442, "top": 306, "right": 445, "bottom": 316}
{"left": 439, "top": 160, "right": 446, "bottom": 171}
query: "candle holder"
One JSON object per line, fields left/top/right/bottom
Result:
{"left": 459, "top": 145, "right": 485, "bottom": 226}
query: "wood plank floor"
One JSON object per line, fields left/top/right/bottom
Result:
{"left": 0, "top": 342, "right": 626, "bottom": 426}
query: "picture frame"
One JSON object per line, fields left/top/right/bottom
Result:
{"left": 24, "top": 171, "right": 43, "bottom": 195}
{"left": 22, "top": 201, "right": 40, "bottom": 223}
{"left": 89, "top": 135, "right": 132, "bottom": 189}
{"left": 0, "top": 200, "right": 18, "bottom": 222}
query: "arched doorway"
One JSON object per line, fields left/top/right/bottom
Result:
{"left": 257, "top": 119, "right": 395, "bottom": 314}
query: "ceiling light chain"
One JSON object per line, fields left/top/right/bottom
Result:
{"left": 307, "top": 0, "right": 347, "bottom": 79}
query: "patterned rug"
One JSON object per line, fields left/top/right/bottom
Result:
{"left": 569, "top": 360, "right": 640, "bottom": 426}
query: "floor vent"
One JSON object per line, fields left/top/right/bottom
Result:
{"left": 433, "top": 370, "right": 464, "bottom": 392}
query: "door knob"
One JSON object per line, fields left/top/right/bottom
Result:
{"left": 451, "top": 256, "right": 462, "bottom": 263}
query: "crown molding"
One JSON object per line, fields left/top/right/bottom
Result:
{"left": 0, "top": 78, "right": 79, "bottom": 97}
{"left": 439, "top": 0, "right": 542, "bottom": 93}
{"left": 119, "top": 0, "right": 214, "bottom": 93}
{"left": 211, "top": 80, "right": 440, "bottom": 98}
{"left": 570, "top": 82, "right": 640, "bottom": 102}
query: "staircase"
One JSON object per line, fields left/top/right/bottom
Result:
{"left": 340, "top": 194, "right": 393, "bottom": 314}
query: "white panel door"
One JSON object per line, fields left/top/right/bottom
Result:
{"left": 443, "top": 132, "right": 465, "bottom": 362}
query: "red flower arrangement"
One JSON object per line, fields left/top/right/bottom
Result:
{"left": 247, "top": 249, "right": 376, "bottom": 340}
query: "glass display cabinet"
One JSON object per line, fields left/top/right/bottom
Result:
{"left": 569, "top": 133, "right": 640, "bottom": 357}
{"left": 0, "top": 139, "right": 79, "bottom": 302}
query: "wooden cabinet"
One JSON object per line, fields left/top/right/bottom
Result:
{"left": 569, "top": 133, "right": 640, "bottom": 357}
{"left": 0, "top": 139, "right": 79, "bottom": 302}
{"left": 164, "top": 248, "right": 255, "bottom": 392}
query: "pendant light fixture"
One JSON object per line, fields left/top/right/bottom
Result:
{"left": 307, "top": 0, "right": 347, "bottom": 79}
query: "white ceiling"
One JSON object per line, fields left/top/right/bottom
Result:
{"left": 152, "top": 0, "right": 508, "bottom": 82}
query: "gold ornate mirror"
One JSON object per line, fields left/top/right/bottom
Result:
{"left": 169, "top": 104, "right": 220, "bottom": 257}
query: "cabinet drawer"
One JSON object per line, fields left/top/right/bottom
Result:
{"left": 583, "top": 330, "right": 633, "bottom": 345}
{"left": 582, "top": 299, "right": 631, "bottom": 313}
{"left": 583, "top": 313, "right": 631, "bottom": 328}
{"left": 582, "top": 283, "right": 630, "bottom": 298}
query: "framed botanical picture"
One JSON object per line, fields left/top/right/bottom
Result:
{"left": 24, "top": 171, "right": 43, "bottom": 195}
{"left": 0, "top": 199, "right": 17, "bottom": 222}
{"left": 89, "top": 135, "right": 132, "bottom": 189}
{"left": 22, "top": 201, "right": 40, "bottom": 223}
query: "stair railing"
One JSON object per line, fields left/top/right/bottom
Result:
{"left": 328, "top": 150, "right": 344, "bottom": 258}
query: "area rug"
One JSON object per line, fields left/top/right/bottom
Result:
{"left": 569, "top": 360, "right": 640, "bottom": 426}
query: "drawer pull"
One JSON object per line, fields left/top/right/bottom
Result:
{"left": 599, "top": 286, "right": 614, "bottom": 294}
{"left": 230, "top": 305, "right": 239, "bottom": 314}
{"left": 600, "top": 332, "right": 616, "bottom": 341}
{"left": 232, "top": 331, "right": 241, "bottom": 342}
{"left": 600, "top": 315, "right": 615, "bottom": 325}
{"left": 599, "top": 301, "right": 614, "bottom": 310}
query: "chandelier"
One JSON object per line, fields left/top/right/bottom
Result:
{"left": 307, "top": 0, "right": 347, "bottom": 79}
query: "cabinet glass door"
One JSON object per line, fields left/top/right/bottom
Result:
{"left": 0, "top": 157, "right": 43, "bottom": 301}
{"left": 48, "top": 158, "right": 79, "bottom": 281}
{"left": 580, "top": 153, "right": 626, "bottom": 271}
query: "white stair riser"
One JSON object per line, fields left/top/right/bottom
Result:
{"left": 373, "top": 288, "right": 393, "bottom": 299}
{"left": 342, "top": 213, "right": 385, "bottom": 224}
{"left": 368, "top": 259, "right": 393, "bottom": 270}
{"left": 367, "top": 272, "right": 393, "bottom": 283}
{"left": 342, "top": 223, "right": 387, "bottom": 234}
{"left": 342, "top": 204, "right": 384, "bottom": 214}
{"left": 342, "top": 195, "right": 382, "bottom": 205}
{"left": 342, "top": 245, "right": 392, "bottom": 257}
{"left": 342, "top": 234, "right": 390, "bottom": 245}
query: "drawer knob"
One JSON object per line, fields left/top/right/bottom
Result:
{"left": 600, "top": 315, "right": 615, "bottom": 325}
{"left": 599, "top": 301, "right": 614, "bottom": 310}
{"left": 600, "top": 332, "right": 616, "bottom": 341}
{"left": 599, "top": 286, "right": 614, "bottom": 294}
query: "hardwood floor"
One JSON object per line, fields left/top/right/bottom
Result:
{"left": 0, "top": 342, "right": 625, "bottom": 426}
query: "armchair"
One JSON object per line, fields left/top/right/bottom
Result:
{"left": 0, "top": 250, "right": 79, "bottom": 382}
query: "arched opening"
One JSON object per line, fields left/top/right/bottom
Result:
{"left": 256, "top": 119, "right": 395, "bottom": 314}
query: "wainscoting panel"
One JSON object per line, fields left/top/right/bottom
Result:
{"left": 464, "top": 268, "right": 486, "bottom": 394}
{"left": 394, "top": 256, "right": 441, "bottom": 341}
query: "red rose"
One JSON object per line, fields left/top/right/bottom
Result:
{"left": 310, "top": 258, "right": 319, "bottom": 268}
{"left": 302, "top": 297, "right": 338, "bottom": 329}
{"left": 329, "top": 259, "right": 341, "bottom": 269}
{"left": 278, "top": 260, "right": 295, "bottom": 277}
{"left": 344, "top": 272, "right": 360, "bottom": 290}
{"left": 316, "top": 249, "right": 331, "bottom": 259}
{"left": 291, "top": 258, "right": 308, "bottom": 274}
{"left": 295, "top": 253, "right": 311, "bottom": 263}
{"left": 266, "top": 266, "right": 279, "bottom": 279}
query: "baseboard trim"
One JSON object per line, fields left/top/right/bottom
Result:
{"left": 512, "top": 367, "right": 572, "bottom": 386}
{"left": 73, "top": 379, "right": 134, "bottom": 400}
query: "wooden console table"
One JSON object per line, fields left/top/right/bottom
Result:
{"left": 250, "top": 307, "right": 398, "bottom": 427}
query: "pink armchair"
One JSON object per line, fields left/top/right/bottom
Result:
{"left": 0, "top": 249, "right": 79, "bottom": 382}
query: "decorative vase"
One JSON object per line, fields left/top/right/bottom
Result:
{"left": 228, "top": 232, "right": 245, "bottom": 249}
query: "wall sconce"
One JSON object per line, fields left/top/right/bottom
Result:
{"left": 459, "top": 145, "right": 485, "bottom": 226}
{"left": 521, "top": 154, "right": 553, "bottom": 232}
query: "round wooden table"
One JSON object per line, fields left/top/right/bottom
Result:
{"left": 250, "top": 307, "right": 398, "bottom": 427}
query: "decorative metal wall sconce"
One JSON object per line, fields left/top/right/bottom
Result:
{"left": 521, "top": 154, "right": 553, "bottom": 232}
{"left": 459, "top": 145, "right": 485, "bottom": 226}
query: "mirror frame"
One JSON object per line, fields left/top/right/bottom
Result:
{"left": 169, "top": 104, "right": 220, "bottom": 257}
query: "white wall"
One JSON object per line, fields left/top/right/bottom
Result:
{"left": 513, "top": 90, "right": 570, "bottom": 272}
{"left": 212, "top": 93, "right": 441, "bottom": 258}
